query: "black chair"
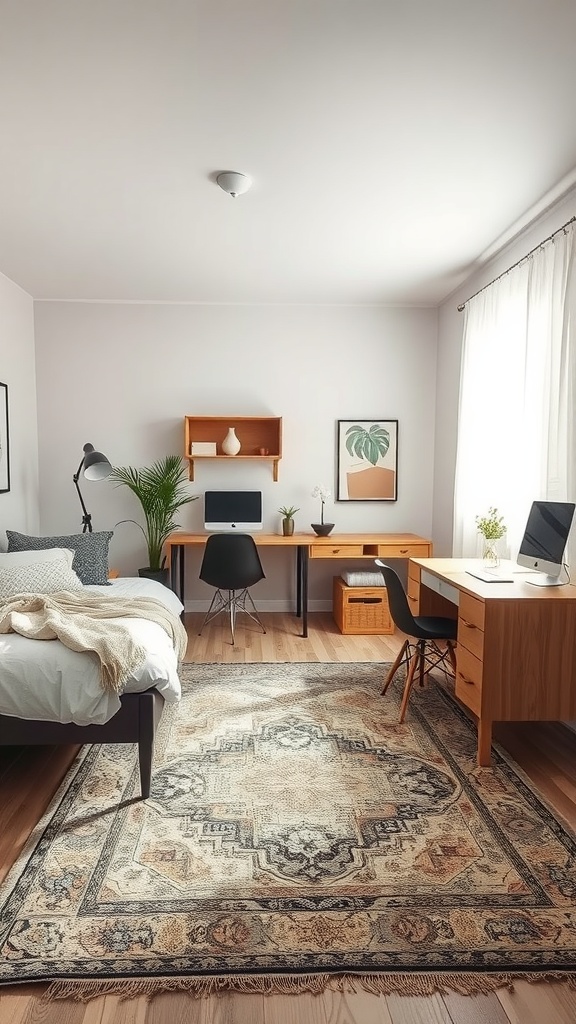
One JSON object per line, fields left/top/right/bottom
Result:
{"left": 375, "top": 560, "right": 458, "bottom": 721}
{"left": 199, "top": 533, "right": 266, "bottom": 645}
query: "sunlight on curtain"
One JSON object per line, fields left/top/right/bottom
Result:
{"left": 453, "top": 223, "right": 576, "bottom": 566}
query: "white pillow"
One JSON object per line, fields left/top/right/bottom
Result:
{"left": 0, "top": 548, "right": 76, "bottom": 569}
{"left": 0, "top": 554, "right": 83, "bottom": 600}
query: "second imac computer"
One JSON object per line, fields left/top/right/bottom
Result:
{"left": 204, "top": 490, "right": 263, "bottom": 532}
{"left": 517, "top": 500, "right": 575, "bottom": 586}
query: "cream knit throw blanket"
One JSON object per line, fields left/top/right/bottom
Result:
{"left": 0, "top": 591, "right": 188, "bottom": 694}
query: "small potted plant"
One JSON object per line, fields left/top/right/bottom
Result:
{"left": 278, "top": 504, "right": 299, "bottom": 536}
{"left": 476, "top": 506, "right": 506, "bottom": 567}
{"left": 311, "top": 484, "right": 335, "bottom": 537}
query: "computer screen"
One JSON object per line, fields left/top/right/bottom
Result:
{"left": 204, "top": 490, "right": 263, "bottom": 531}
{"left": 517, "top": 500, "right": 575, "bottom": 586}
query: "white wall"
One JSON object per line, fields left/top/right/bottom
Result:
{"left": 34, "top": 301, "right": 438, "bottom": 607}
{"left": 433, "top": 187, "right": 576, "bottom": 555}
{"left": 0, "top": 273, "right": 38, "bottom": 545}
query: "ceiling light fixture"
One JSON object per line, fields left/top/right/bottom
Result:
{"left": 216, "top": 171, "right": 252, "bottom": 198}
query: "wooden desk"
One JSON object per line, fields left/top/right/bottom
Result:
{"left": 410, "top": 557, "right": 576, "bottom": 766}
{"left": 165, "top": 532, "right": 432, "bottom": 637}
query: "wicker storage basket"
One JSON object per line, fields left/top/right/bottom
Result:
{"left": 332, "top": 576, "right": 393, "bottom": 635}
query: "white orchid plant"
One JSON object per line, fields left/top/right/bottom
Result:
{"left": 312, "top": 484, "right": 331, "bottom": 525}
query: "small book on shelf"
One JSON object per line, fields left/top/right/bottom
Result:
{"left": 190, "top": 442, "right": 217, "bottom": 456}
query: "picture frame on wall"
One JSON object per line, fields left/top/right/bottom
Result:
{"left": 0, "top": 381, "right": 10, "bottom": 493}
{"left": 337, "top": 419, "right": 398, "bottom": 501}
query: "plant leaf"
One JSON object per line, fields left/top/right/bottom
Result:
{"left": 344, "top": 424, "right": 390, "bottom": 466}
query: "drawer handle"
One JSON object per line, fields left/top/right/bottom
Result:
{"left": 461, "top": 618, "right": 478, "bottom": 630}
{"left": 460, "top": 675, "right": 475, "bottom": 686}
{"left": 399, "top": 548, "right": 408, "bottom": 554}
{"left": 331, "top": 549, "right": 341, "bottom": 554}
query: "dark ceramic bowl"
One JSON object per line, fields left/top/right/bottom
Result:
{"left": 311, "top": 523, "right": 335, "bottom": 537}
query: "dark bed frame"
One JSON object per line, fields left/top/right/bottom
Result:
{"left": 0, "top": 687, "right": 165, "bottom": 799}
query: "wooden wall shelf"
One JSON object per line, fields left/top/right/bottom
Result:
{"left": 184, "top": 416, "right": 282, "bottom": 481}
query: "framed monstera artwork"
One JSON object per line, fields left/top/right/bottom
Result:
{"left": 337, "top": 419, "right": 398, "bottom": 501}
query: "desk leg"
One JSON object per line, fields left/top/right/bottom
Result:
{"left": 178, "top": 544, "right": 185, "bottom": 606}
{"left": 296, "top": 547, "right": 302, "bottom": 617}
{"left": 477, "top": 718, "right": 493, "bottom": 767}
{"left": 169, "top": 545, "right": 177, "bottom": 594}
{"left": 301, "top": 546, "right": 308, "bottom": 638}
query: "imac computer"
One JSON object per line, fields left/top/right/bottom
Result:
{"left": 517, "top": 500, "right": 575, "bottom": 586}
{"left": 204, "top": 490, "right": 263, "bottom": 532}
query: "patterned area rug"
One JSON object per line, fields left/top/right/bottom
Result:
{"left": 2, "top": 662, "right": 576, "bottom": 1000}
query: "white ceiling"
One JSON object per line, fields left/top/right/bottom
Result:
{"left": 1, "top": 0, "right": 576, "bottom": 305}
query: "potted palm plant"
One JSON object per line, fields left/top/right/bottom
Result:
{"left": 110, "top": 455, "right": 198, "bottom": 584}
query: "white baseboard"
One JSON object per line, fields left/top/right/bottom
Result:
{"left": 184, "top": 599, "right": 333, "bottom": 613}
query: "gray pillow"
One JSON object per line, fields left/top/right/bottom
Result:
{"left": 6, "top": 530, "right": 113, "bottom": 586}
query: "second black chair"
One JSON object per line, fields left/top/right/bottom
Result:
{"left": 374, "top": 560, "right": 458, "bottom": 721}
{"left": 199, "top": 533, "right": 266, "bottom": 645}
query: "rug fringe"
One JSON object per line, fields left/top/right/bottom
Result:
{"left": 42, "top": 970, "right": 576, "bottom": 1003}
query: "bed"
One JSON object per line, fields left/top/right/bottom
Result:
{"left": 0, "top": 575, "right": 185, "bottom": 799}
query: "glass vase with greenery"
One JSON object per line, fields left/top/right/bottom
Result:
{"left": 475, "top": 506, "right": 506, "bottom": 566}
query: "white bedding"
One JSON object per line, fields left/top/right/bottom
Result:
{"left": 0, "top": 578, "right": 184, "bottom": 726}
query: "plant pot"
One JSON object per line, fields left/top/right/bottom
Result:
{"left": 346, "top": 466, "right": 396, "bottom": 500}
{"left": 311, "top": 523, "right": 335, "bottom": 537}
{"left": 282, "top": 518, "right": 295, "bottom": 536}
{"left": 138, "top": 567, "right": 170, "bottom": 587}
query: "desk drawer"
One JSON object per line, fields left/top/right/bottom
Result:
{"left": 377, "top": 543, "right": 431, "bottom": 559}
{"left": 459, "top": 593, "right": 485, "bottom": 631}
{"left": 455, "top": 646, "right": 483, "bottom": 716}
{"left": 420, "top": 569, "right": 460, "bottom": 607}
{"left": 458, "top": 594, "right": 485, "bottom": 660}
{"left": 310, "top": 544, "right": 364, "bottom": 558}
{"left": 408, "top": 561, "right": 420, "bottom": 584}
{"left": 407, "top": 577, "right": 420, "bottom": 615}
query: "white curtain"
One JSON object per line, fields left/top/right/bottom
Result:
{"left": 453, "top": 223, "right": 576, "bottom": 566}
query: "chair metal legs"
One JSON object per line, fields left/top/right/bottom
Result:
{"left": 230, "top": 588, "right": 266, "bottom": 644}
{"left": 198, "top": 587, "right": 266, "bottom": 645}
{"left": 383, "top": 638, "right": 457, "bottom": 721}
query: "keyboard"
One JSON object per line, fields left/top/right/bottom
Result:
{"left": 465, "top": 570, "right": 514, "bottom": 583}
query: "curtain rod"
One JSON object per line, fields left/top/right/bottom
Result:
{"left": 457, "top": 215, "right": 576, "bottom": 311}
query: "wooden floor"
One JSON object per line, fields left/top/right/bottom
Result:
{"left": 1, "top": 612, "right": 576, "bottom": 1023}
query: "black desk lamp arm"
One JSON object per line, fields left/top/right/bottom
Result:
{"left": 73, "top": 459, "right": 93, "bottom": 533}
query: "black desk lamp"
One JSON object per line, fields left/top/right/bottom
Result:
{"left": 73, "top": 443, "right": 112, "bottom": 533}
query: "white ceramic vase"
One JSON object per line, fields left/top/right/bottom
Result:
{"left": 222, "top": 426, "right": 241, "bottom": 456}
